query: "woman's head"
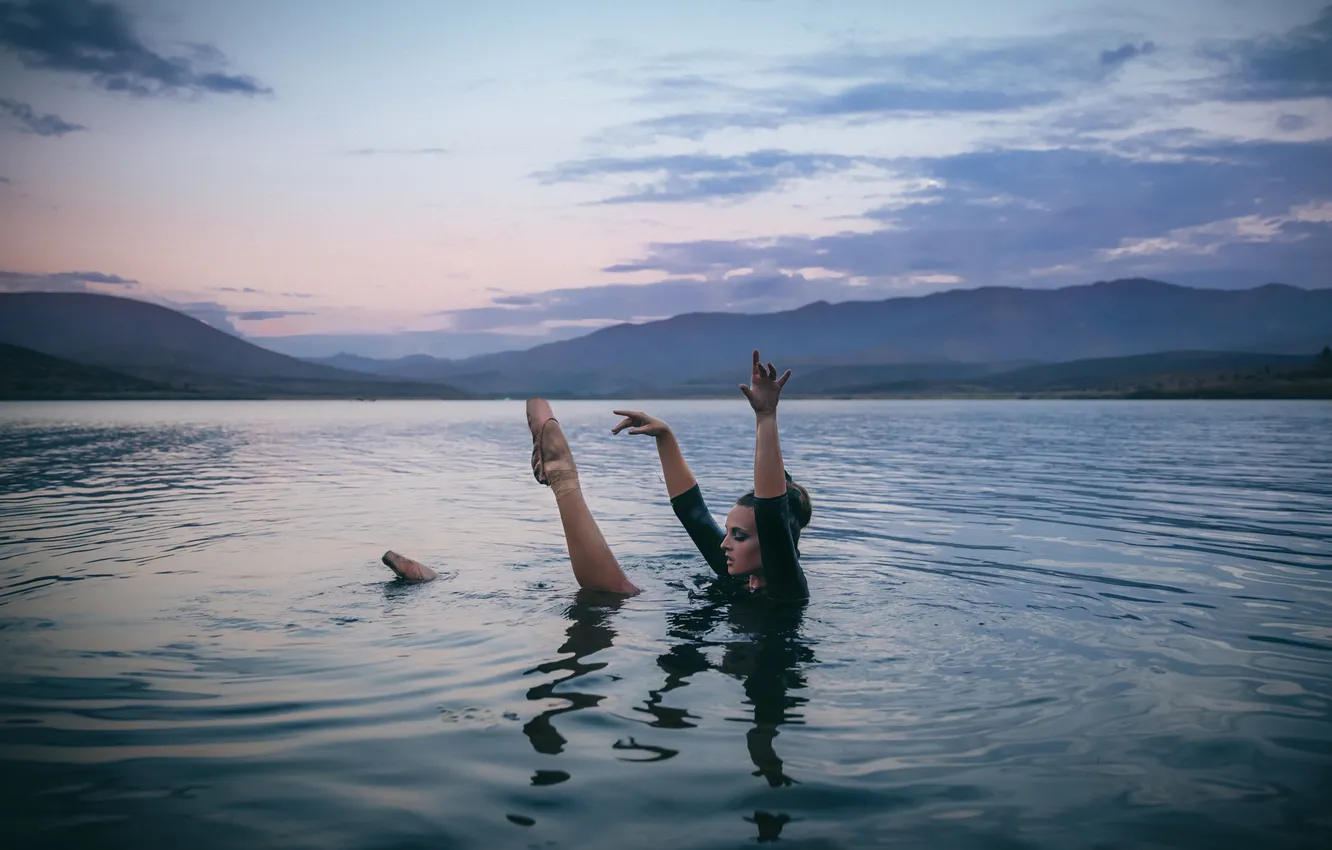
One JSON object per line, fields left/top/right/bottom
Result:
{"left": 720, "top": 477, "right": 812, "bottom": 578}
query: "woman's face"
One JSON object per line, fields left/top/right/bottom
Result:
{"left": 721, "top": 505, "right": 763, "bottom": 579}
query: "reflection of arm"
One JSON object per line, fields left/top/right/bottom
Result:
{"left": 742, "top": 607, "right": 810, "bottom": 787}
{"left": 747, "top": 725, "right": 796, "bottom": 787}
{"left": 671, "top": 485, "right": 729, "bottom": 577}
{"left": 655, "top": 431, "right": 698, "bottom": 499}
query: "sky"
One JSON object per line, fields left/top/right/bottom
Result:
{"left": 0, "top": 0, "right": 1329, "bottom": 357}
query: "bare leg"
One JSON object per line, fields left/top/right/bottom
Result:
{"left": 382, "top": 549, "right": 439, "bottom": 582}
{"left": 528, "top": 399, "right": 639, "bottom": 595}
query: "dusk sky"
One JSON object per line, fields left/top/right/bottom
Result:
{"left": 1, "top": 0, "right": 1329, "bottom": 356}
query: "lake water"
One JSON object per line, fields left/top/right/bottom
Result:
{"left": 1, "top": 400, "right": 1329, "bottom": 849}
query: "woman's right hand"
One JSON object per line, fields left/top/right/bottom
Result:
{"left": 611, "top": 410, "right": 672, "bottom": 438}
{"left": 740, "top": 349, "right": 790, "bottom": 418}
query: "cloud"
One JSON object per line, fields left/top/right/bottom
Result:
{"left": 0, "top": 97, "right": 86, "bottom": 135}
{"left": 1097, "top": 201, "right": 1332, "bottom": 260}
{"left": 601, "top": 111, "right": 779, "bottom": 142}
{"left": 777, "top": 32, "right": 1157, "bottom": 85}
{"left": 1099, "top": 41, "right": 1155, "bottom": 67}
{"left": 605, "top": 31, "right": 1160, "bottom": 142}
{"left": 0, "top": 269, "right": 137, "bottom": 292}
{"left": 0, "top": 176, "right": 10, "bottom": 183}
{"left": 170, "top": 300, "right": 240, "bottom": 335}
{"left": 216, "top": 287, "right": 314, "bottom": 299}
{"left": 458, "top": 136, "right": 1331, "bottom": 332}
{"left": 0, "top": 273, "right": 319, "bottom": 336}
{"left": 433, "top": 271, "right": 911, "bottom": 336}
{"left": 1277, "top": 113, "right": 1313, "bottom": 132}
{"left": 150, "top": 299, "right": 306, "bottom": 335}
{"left": 257, "top": 325, "right": 596, "bottom": 360}
{"left": 535, "top": 149, "right": 886, "bottom": 203}
{"left": 601, "top": 138, "right": 1332, "bottom": 290}
{"left": 0, "top": 0, "right": 271, "bottom": 97}
{"left": 786, "top": 83, "right": 1060, "bottom": 117}
{"left": 165, "top": 302, "right": 316, "bottom": 334}
{"left": 608, "top": 88, "right": 1049, "bottom": 144}
{"left": 1206, "top": 4, "right": 1332, "bottom": 101}
{"left": 624, "top": 73, "right": 741, "bottom": 105}
{"left": 348, "top": 147, "right": 449, "bottom": 155}
{"left": 234, "top": 310, "right": 313, "bottom": 321}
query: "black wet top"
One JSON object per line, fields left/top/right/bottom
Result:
{"left": 670, "top": 484, "right": 809, "bottom": 603}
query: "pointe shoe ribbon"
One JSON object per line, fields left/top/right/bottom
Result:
{"left": 526, "top": 398, "right": 578, "bottom": 496}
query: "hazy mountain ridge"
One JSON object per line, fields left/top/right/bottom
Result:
{"left": 307, "top": 279, "right": 1332, "bottom": 396}
{"left": 812, "top": 350, "right": 1330, "bottom": 398}
{"left": 0, "top": 293, "right": 469, "bottom": 399}
{"left": 4, "top": 281, "right": 1329, "bottom": 399}
{"left": 0, "top": 343, "right": 181, "bottom": 400}
{"left": 259, "top": 326, "right": 592, "bottom": 361}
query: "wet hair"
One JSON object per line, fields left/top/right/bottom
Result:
{"left": 734, "top": 471, "right": 812, "bottom": 551}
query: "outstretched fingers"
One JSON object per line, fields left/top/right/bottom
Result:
{"left": 750, "top": 351, "right": 781, "bottom": 383}
{"left": 611, "top": 409, "right": 643, "bottom": 434}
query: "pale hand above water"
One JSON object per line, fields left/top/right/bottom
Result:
{"left": 740, "top": 349, "right": 791, "bottom": 416}
{"left": 611, "top": 410, "right": 673, "bottom": 438}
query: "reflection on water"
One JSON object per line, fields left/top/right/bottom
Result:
{"left": 523, "top": 592, "right": 625, "bottom": 757}
{"left": 1, "top": 400, "right": 1330, "bottom": 849}
{"left": 525, "top": 584, "right": 814, "bottom": 806}
{"left": 518, "top": 583, "right": 815, "bottom": 842}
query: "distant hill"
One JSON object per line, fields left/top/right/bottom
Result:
{"left": 807, "top": 350, "right": 1330, "bottom": 398}
{"left": 0, "top": 292, "right": 469, "bottom": 399}
{"left": 976, "top": 350, "right": 1317, "bottom": 392}
{"left": 0, "top": 343, "right": 182, "bottom": 400}
{"left": 311, "top": 353, "right": 462, "bottom": 383}
{"left": 10, "top": 282, "right": 1326, "bottom": 400}
{"left": 315, "top": 279, "right": 1332, "bottom": 397}
{"left": 260, "top": 325, "right": 591, "bottom": 360}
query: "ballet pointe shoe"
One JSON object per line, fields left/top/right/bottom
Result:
{"left": 526, "top": 398, "right": 579, "bottom": 500}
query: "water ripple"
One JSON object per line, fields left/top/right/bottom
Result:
{"left": 1, "top": 399, "right": 1330, "bottom": 849}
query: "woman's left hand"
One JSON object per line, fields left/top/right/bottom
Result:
{"left": 611, "top": 409, "right": 672, "bottom": 438}
{"left": 740, "top": 349, "right": 791, "bottom": 417}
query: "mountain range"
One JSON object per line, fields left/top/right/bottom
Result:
{"left": 310, "top": 279, "right": 1332, "bottom": 396}
{"left": 1, "top": 280, "right": 1329, "bottom": 400}
{"left": 0, "top": 292, "right": 467, "bottom": 399}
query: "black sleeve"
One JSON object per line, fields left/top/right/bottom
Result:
{"left": 670, "top": 484, "right": 729, "bottom": 577}
{"left": 753, "top": 495, "right": 809, "bottom": 602}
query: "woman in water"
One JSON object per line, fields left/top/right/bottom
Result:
{"left": 382, "top": 349, "right": 810, "bottom": 603}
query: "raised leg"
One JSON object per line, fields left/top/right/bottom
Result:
{"left": 528, "top": 399, "right": 639, "bottom": 595}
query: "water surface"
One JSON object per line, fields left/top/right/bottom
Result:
{"left": 1, "top": 400, "right": 1330, "bottom": 849}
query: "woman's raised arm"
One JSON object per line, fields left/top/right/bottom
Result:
{"left": 611, "top": 410, "right": 697, "bottom": 498}
{"left": 614, "top": 409, "right": 729, "bottom": 577}
{"left": 740, "top": 350, "right": 808, "bottom": 601}
{"left": 739, "top": 350, "right": 790, "bottom": 499}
